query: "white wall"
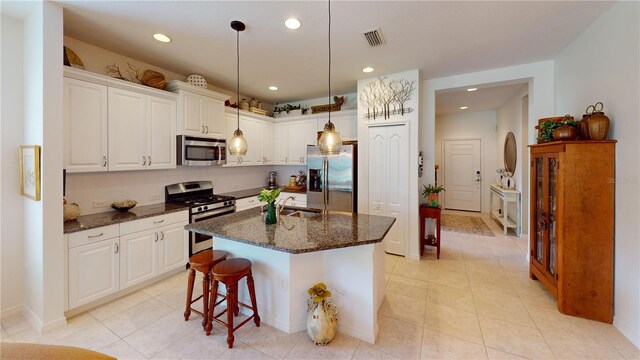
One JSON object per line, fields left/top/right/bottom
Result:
{"left": 496, "top": 86, "right": 529, "bottom": 232}
{"left": 554, "top": 1, "right": 640, "bottom": 347}
{"left": 435, "top": 110, "right": 497, "bottom": 213}
{"left": 1, "top": 14, "right": 25, "bottom": 316}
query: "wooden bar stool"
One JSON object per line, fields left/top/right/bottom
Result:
{"left": 205, "top": 258, "right": 260, "bottom": 348}
{"left": 184, "top": 250, "right": 228, "bottom": 330}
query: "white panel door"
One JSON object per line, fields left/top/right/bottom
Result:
{"left": 203, "top": 97, "right": 225, "bottom": 138}
{"left": 63, "top": 78, "right": 108, "bottom": 172}
{"left": 368, "top": 125, "right": 409, "bottom": 256}
{"left": 443, "top": 139, "right": 482, "bottom": 212}
{"left": 288, "top": 121, "right": 305, "bottom": 164}
{"left": 146, "top": 96, "right": 176, "bottom": 170}
{"left": 368, "top": 127, "right": 387, "bottom": 217}
{"left": 263, "top": 122, "right": 275, "bottom": 164}
{"left": 120, "top": 229, "right": 158, "bottom": 289}
{"left": 158, "top": 222, "right": 188, "bottom": 274}
{"left": 68, "top": 238, "right": 119, "bottom": 309}
{"left": 181, "top": 92, "right": 204, "bottom": 136}
{"left": 386, "top": 126, "right": 409, "bottom": 255}
{"left": 108, "top": 88, "right": 146, "bottom": 171}
{"left": 275, "top": 122, "right": 289, "bottom": 164}
{"left": 253, "top": 120, "right": 265, "bottom": 164}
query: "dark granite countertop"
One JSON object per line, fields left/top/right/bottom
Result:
{"left": 184, "top": 207, "right": 395, "bottom": 254}
{"left": 222, "top": 186, "right": 306, "bottom": 200}
{"left": 64, "top": 203, "right": 188, "bottom": 234}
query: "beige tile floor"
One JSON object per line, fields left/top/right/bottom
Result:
{"left": 2, "top": 212, "right": 639, "bottom": 359}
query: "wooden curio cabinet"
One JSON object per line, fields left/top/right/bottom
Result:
{"left": 529, "top": 140, "right": 615, "bottom": 323}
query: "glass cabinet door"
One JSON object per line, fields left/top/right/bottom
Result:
{"left": 532, "top": 155, "right": 545, "bottom": 269}
{"left": 546, "top": 155, "right": 559, "bottom": 282}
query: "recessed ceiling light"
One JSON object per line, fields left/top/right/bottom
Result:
{"left": 460, "top": 106, "right": 469, "bottom": 110}
{"left": 269, "top": 86, "right": 278, "bottom": 91}
{"left": 153, "top": 33, "right": 171, "bottom": 43}
{"left": 466, "top": 88, "right": 478, "bottom": 92}
{"left": 362, "top": 67, "right": 374, "bottom": 73}
{"left": 285, "top": 18, "right": 301, "bottom": 30}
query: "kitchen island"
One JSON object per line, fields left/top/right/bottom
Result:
{"left": 185, "top": 207, "right": 395, "bottom": 344}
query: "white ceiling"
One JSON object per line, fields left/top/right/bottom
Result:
{"left": 436, "top": 82, "right": 528, "bottom": 116}
{"left": 56, "top": 1, "right": 613, "bottom": 103}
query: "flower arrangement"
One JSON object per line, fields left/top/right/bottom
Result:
{"left": 536, "top": 114, "right": 578, "bottom": 142}
{"left": 422, "top": 184, "right": 446, "bottom": 207}
{"left": 258, "top": 188, "right": 281, "bottom": 224}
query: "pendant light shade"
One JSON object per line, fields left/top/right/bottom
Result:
{"left": 229, "top": 20, "right": 248, "bottom": 156}
{"left": 318, "top": 121, "right": 341, "bottom": 155}
{"left": 318, "top": 0, "right": 342, "bottom": 156}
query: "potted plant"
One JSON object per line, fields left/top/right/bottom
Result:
{"left": 306, "top": 283, "right": 338, "bottom": 345}
{"left": 422, "top": 184, "right": 445, "bottom": 207}
{"left": 552, "top": 115, "right": 578, "bottom": 141}
{"left": 257, "top": 188, "right": 281, "bottom": 224}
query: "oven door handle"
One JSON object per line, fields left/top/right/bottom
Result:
{"left": 191, "top": 206, "right": 236, "bottom": 220}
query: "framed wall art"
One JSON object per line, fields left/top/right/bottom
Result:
{"left": 19, "top": 145, "right": 41, "bottom": 201}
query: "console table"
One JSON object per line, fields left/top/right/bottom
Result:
{"left": 490, "top": 184, "right": 521, "bottom": 236}
{"left": 419, "top": 205, "right": 441, "bottom": 258}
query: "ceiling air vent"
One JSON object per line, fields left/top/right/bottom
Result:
{"left": 362, "top": 28, "right": 385, "bottom": 47}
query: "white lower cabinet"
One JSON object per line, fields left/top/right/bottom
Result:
{"left": 159, "top": 222, "right": 189, "bottom": 274}
{"left": 68, "top": 238, "right": 120, "bottom": 309}
{"left": 236, "top": 197, "right": 261, "bottom": 212}
{"left": 67, "top": 211, "right": 188, "bottom": 310}
{"left": 120, "top": 229, "right": 158, "bottom": 289}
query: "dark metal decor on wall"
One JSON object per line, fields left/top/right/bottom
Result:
{"left": 359, "top": 76, "right": 416, "bottom": 120}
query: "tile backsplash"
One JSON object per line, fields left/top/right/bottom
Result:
{"left": 65, "top": 166, "right": 299, "bottom": 215}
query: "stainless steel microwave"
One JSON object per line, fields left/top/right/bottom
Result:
{"left": 177, "top": 135, "right": 227, "bottom": 166}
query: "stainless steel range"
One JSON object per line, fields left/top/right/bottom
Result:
{"left": 165, "top": 181, "right": 236, "bottom": 256}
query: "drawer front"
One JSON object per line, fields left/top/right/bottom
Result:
{"left": 120, "top": 211, "right": 188, "bottom": 236}
{"left": 236, "top": 197, "right": 261, "bottom": 210}
{"left": 69, "top": 224, "right": 119, "bottom": 249}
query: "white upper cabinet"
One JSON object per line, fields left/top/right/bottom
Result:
{"left": 64, "top": 68, "right": 177, "bottom": 173}
{"left": 146, "top": 96, "right": 177, "bottom": 170}
{"left": 253, "top": 120, "right": 266, "bottom": 164}
{"left": 63, "top": 78, "right": 108, "bottom": 173}
{"left": 275, "top": 122, "right": 289, "bottom": 164}
{"left": 316, "top": 110, "right": 357, "bottom": 140}
{"left": 166, "top": 80, "right": 229, "bottom": 139}
{"left": 108, "top": 88, "right": 147, "bottom": 171}
{"left": 263, "top": 122, "right": 275, "bottom": 164}
{"left": 108, "top": 88, "right": 176, "bottom": 171}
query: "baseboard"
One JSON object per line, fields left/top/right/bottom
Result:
{"left": 41, "top": 316, "right": 67, "bottom": 333}
{"left": 338, "top": 323, "right": 376, "bottom": 344}
{"left": 614, "top": 317, "right": 640, "bottom": 348}
{"left": 0, "top": 304, "right": 23, "bottom": 320}
{"left": 22, "top": 306, "right": 43, "bottom": 333}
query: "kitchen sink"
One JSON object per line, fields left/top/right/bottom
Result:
{"left": 280, "top": 207, "right": 322, "bottom": 219}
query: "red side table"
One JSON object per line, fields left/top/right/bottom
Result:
{"left": 419, "top": 204, "right": 441, "bottom": 258}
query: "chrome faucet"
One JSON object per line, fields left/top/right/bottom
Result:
{"left": 277, "top": 196, "right": 296, "bottom": 222}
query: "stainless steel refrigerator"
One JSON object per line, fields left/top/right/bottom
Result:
{"left": 307, "top": 143, "right": 357, "bottom": 212}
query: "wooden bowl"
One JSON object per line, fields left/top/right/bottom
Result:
{"left": 111, "top": 200, "right": 137, "bottom": 212}
{"left": 142, "top": 70, "right": 166, "bottom": 90}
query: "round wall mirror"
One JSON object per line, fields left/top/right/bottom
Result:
{"left": 504, "top": 132, "right": 517, "bottom": 174}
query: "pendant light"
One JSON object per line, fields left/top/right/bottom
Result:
{"left": 317, "top": 0, "right": 342, "bottom": 155}
{"left": 229, "top": 20, "right": 248, "bottom": 156}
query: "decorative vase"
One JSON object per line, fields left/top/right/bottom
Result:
{"left": 552, "top": 125, "right": 578, "bottom": 141}
{"left": 501, "top": 176, "right": 515, "bottom": 189}
{"left": 426, "top": 193, "right": 438, "bottom": 207}
{"left": 588, "top": 111, "right": 610, "bottom": 141}
{"left": 578, "top": 114, "right": 591, "bottom": 140}
{"left": 265, "top": 202, "right": 277, "bottom": 224}
{"left": 306, "top": 301, "right": 338, "bottom": 345}
{"left": 63, "top": 203, "right": 81, "bottom": 222}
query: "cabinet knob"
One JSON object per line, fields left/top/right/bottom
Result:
{"left": 143, "top": 156, "right": 147, "bottom": 166}
{"left": 114, "top": 243, "right": 119, "bottom": 254}
{"left": 154, "top": 233, "right": 159, "bottom": 242}
{"left": 148, "top": 156, "right": 152, "bottom": 166}
{"left": 202, "top": 125, "right": 205, "bottom": 134}
{"left": 103, "top": 156, "right": 107, "bottom": 167}
{"left": 205, "top": 126, "right": 209, "bottom": 134}
{"left": 160, "top": 231, "right": 164, "bottom": 241}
